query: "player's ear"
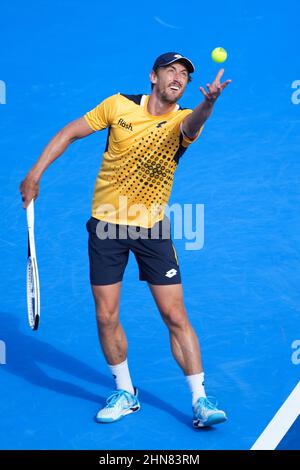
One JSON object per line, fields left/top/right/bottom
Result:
{"left": 150, "top": 70, "right": 158, "bottom": 87}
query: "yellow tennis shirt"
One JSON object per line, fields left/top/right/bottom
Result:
{"left": 84, "top": 93, "right": 202, "bottom": 228}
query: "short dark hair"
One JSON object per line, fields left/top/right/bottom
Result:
{"left": 151, "top": 67, "right": 192, "bottom": 89}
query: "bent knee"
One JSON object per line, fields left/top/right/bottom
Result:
{"left": 161, "top": 301, "right": 188, "bottom": 329}
{"left": 96, "top": 307, "right": 119, "bottom": 329}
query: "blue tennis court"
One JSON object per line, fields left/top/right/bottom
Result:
{"left": 0, "top": 0, "right": 299, "bottom": 450}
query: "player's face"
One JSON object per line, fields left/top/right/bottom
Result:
{"left": 152, "top": 63, "right": 189, "bottom": 104}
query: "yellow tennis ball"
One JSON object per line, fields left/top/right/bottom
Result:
{"left": 211, "top": 47, "right": 227, "bottom": 63}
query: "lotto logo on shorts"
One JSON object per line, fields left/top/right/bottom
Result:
{"left": 165, "top": 269, "right": 177, "bottom": 278}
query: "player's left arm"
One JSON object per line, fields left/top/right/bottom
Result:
{"left": 182, "top": 68, "right": 232, "bottom": 139}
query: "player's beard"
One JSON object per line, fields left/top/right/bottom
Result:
{"left": 156, "top": 84, "right": 185, "bottom": 104}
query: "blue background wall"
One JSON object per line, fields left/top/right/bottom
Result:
{"left": 0, "top": 0, "right": 299, "bottom": 449}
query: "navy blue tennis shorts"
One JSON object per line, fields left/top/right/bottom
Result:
{"left": 86, "top": 217, "right": 181, "bottom": 286}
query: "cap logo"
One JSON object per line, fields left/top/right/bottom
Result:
{"left": 174, "top": 54, "right": 182, "bottom": 59}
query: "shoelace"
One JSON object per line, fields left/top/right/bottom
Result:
{"left": 106, "top": 390, "right": 132, "bottom": 408}
{"left": 195, "top": 396, "right": 218, "bottom": 412}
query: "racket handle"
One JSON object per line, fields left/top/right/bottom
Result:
{"left": 26, "top": 199, "right": 35, "bottom": 229}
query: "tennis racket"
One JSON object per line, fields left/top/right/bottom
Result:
{"left": 26, "top": 199, "right": 40, "bottom": 330}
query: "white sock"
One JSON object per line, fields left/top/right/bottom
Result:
{"left": 108, "top": 359, "right": 135, "bottom": 395}
{"left": 186, "top": 372, "right": 206, "bottom": 405}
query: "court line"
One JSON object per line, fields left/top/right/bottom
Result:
{"left": 251, "top": 381, "right": 300, "bottom": 450}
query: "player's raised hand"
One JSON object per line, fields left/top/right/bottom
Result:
{"left": 200, "top": 69, "right": 231, "bottom": 103}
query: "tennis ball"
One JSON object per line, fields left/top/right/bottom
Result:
{"left": 211, "top": 47, "right": 227, "bottom": 63}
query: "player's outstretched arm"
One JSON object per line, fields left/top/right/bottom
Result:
{"left": 182, "top": 68, "right": 231, "bottom": 139}
{"left": 20, "top": 117, "right": 94, "bottom": 208}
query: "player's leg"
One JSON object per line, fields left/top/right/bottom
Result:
{"left": 87, "top": 217, "right": 130, "bottom": 367}
{"left": 92, "top": 282, "right": 127, "bottom": 366}
{"left": 148, "top": 283, "right": 203, "bottom": 376}
{"left": 86, "top": 217, "right": 140, "bottom": 422}
{"left": 92, "top": 283, "right": 140, "bottom": 422}
{"left": 130, "top": 222, "right": 226, "bottom": 427}
{"left": 149, "top": 283, "right": 227, "bottom": 428}
{"left": 131, "top": 229, "right": 202, "bottom": 376}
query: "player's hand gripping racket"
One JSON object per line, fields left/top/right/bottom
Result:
{"left": 26, "top": 199, "right": 40, "bottom": 330}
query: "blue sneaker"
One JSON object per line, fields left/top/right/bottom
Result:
{"left": 96, "top": 388, "right": 140, "bottom": 423}
{"left": 193, "top": 397, "right": 227, "bottom": 428}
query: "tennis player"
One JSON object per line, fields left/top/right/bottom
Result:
{"left": 20, "top": 52, "right": 231, "bottom": 428}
